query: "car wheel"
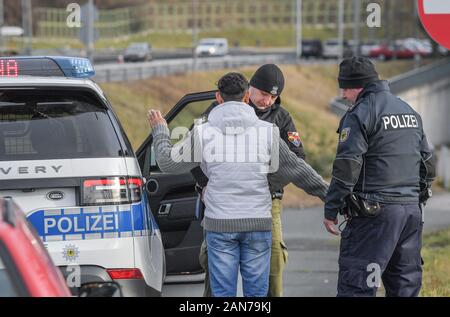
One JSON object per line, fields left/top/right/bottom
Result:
{"left": 379, "top": 54, "right": 386, "bottom": 61}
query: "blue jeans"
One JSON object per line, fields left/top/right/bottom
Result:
{"left": 206, "top": 230, "right": 272, "bottom": 297}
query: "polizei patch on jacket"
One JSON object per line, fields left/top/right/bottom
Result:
{"left": 287, "top": 132, "right": 301, "bottom": 146}
{"left": 340, "top": 127, "right": 350, "bottom": 143}
{"left": 381, "top": 114, "right": 419, "bottom": 131}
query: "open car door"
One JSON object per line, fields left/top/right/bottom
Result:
{"left": 136, "top": 91, "right": 216, "bottom": 276}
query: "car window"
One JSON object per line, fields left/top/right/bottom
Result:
{"left": 0, "top": 89, "right": 123, "bottom": 161}
{"left": 0, "top": 245, "right": 20, "bottom": 297}
{"left": 199, "top": 39, "right": 226, "bottom": 46}
{"left": 167, "top": 99, "right": 214, "bottom": 143}
{"left": 128, "top": 43, "right": 147, "bottom": 50}
{"left": 149, "top": 98, "right": 214, "bottom": 169}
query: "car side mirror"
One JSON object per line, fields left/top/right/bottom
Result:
{"left": 78, "top": 282, "right": 122, "bottom": 297}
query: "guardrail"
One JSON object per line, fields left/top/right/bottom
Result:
{"left": 93, "top": 54, "right": 297, "bottom": 83}
{"left": 389, "top": 58, "right": 450, "bottom": 94}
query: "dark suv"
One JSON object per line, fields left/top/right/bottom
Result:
{"left": 301, "top": 39, "right": 323, "bottom": 58}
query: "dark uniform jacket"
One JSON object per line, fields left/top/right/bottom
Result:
{"left": 324, "top": 80, "right": 436, "bottom": 220}
{"left": 191, "top": 97, "right": 305, "bottom": 195}
{"left": 250, "top": 98, "right": 305, "bottom": 160}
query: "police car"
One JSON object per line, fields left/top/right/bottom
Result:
{"left": 0, "top": 56, "right": 165, "bottom": 296}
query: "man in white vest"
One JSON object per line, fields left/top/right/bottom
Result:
{"left": 148, "top": 72, "right": 328, "bottom": 297}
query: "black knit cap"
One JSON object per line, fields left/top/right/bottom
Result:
{"left": 338, "top": 57, "right": 379, "bottom": 89}
{"left": 250, "top": 64, "right": 285, "bottom": 96}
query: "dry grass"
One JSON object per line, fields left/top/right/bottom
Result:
{"left": 420, "top": 229, "right": 450, "bottom": 297}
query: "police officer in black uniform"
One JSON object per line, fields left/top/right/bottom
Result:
{"left": 247, "top": 64, "right": 305, "bottom": 160}
{"left": 323, "top": 57, "right": 436, "bottom": 297}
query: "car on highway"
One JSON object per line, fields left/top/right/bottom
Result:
{"left": 369, "top": 40, "right": 429, "bottom": 60}
{"left": 301, "top": 39, "right": 323, "bottom": 58}
{"left": 0, "top": 56, "right": 164, "bottom": 296}
{"left": 123, "top": 42, "right": 152, "bottom": 62}
{"left": 195, "top": 38, "right": 229, "bottom": 57}
{"left": 360, "top": 41, "right": 380, "bottom": 57}
{"left": 401, "top": 38, "right": 433, "bottom": 57}
{"left": 368, "top": 42, "right": 395, "bottom": 60}
{"left": 438, "top": 45, "right": 449, "bottom": 56}
{"left": 322, "top": 38, "right": 352, "bottom": 59}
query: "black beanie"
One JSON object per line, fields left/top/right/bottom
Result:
{"left": 338, "top": 57, "right": 379, "bottom": 89}
{"left": 250, "top": 64, "right": 285, "bottom": 96}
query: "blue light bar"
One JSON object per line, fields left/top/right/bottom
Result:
{"left": 0, "top": 56, "right": 95, "bottom": 78}
{"left": 53, "top": 57, "right": 95, "bottom": 78}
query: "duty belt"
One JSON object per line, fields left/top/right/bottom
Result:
{"left": 343, "top": 193, "right": 381, "bottom": 218}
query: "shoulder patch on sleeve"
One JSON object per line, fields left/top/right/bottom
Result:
{"left": 340, "top": 127, "right": 351, "bottom": 143}
{"left": 287, "top": 131, "right": 301, "bottom": 147}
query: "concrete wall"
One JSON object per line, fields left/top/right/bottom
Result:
{"left": 396, "top": 75, "right": 450, "bottom": 147}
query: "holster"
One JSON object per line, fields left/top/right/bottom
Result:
{"left": 342, "top": 193, "right": 381, "bottom": 218}
{"left": 419, "top": 188, "right": 432, "bottom": 205}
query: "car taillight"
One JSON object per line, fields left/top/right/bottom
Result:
{"left": 107, "top": 268, "right": 143, "bottom": 280}
{"left": 127, "top": 177, "right": 143, "bottom": 203}
{"left": 81, "top": 177, "right": 143, "bottom": 205}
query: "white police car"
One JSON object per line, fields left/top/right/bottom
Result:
{"left": 0, "top": 56, "right": 165, "bottom": 296}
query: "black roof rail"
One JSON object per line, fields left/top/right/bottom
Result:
{"left": 2, "top": 197, "right": 16, "bottom": 227}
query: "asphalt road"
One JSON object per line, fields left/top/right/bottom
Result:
{"left": 162, "top": 192, "right": 450, "bottom": 297}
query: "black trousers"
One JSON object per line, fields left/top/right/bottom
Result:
{"left": 337, "top": 203, "right": 423, "bottom": 297}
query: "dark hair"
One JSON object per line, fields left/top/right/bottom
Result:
{"left": 217, "top": 72, "right": 249, "bottom": 102}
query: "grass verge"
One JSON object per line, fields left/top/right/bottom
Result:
{"left": 421, "top": 228, "right": 450, "bottom": 297}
